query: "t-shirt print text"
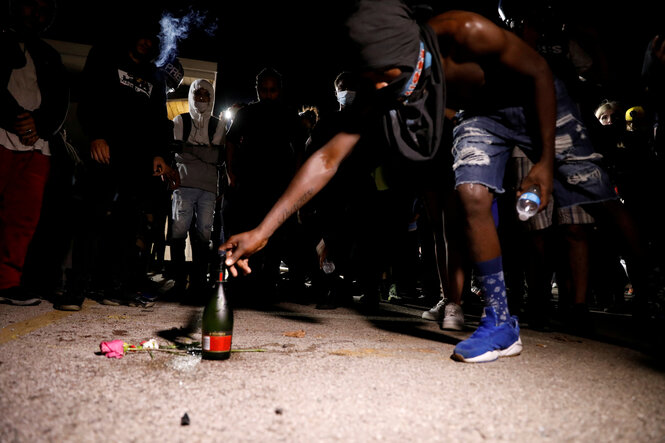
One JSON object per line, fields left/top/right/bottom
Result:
{"left": 118, "top": 69, "right": 153, "bottom": 97}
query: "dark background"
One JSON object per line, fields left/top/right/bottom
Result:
{"left": 12, "top": 0, "right": 663, "bottom": 118}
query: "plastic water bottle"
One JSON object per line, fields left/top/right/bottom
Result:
{"left": 516, "top": 185, "right": 541, "bottom": 221}
{"left": 322, "top": 258, "right": 335, "bottom": 274}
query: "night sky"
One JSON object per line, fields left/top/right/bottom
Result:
{"left": 17, "top": 0, "right": 663, "bottom": 118}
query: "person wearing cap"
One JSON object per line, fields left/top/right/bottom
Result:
{"left": 0, "top": 0, "right": 69, "bottom": 306}
{"left": 218, "top": 1, "right": 630, "bottom": 363}
{"left": 625, "top": 106, "right": 646, "bottom": 132}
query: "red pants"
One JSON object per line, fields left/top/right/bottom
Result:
{"left": 0, "top": 146, "right": 50, "bottom": 290}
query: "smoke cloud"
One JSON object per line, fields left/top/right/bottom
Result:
{"left": 156, "top": 8, "right": 218, "bottom": 67}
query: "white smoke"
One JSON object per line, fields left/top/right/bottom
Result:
{"left": 156, "top": 8, "right": 218, "bottom": 67}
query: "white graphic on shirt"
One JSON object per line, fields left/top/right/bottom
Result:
{"left": 118, "top": 69, "right": 153, "bottom": 97}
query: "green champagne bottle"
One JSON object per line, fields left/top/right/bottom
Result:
{"left": 201, "top": 255, "right": 233, "bottom": 360}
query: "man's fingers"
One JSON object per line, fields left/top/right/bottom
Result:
{"left": 220, "top": 245, "right": 252, "bottom": 276}
{"left": 20, "top": 135, "right": 37, "bottom": 146}
{"left": 227, "top": 265, "right": 239, "bottom": 278}
{"left": 223, "top": 247, "right": 238, "bottom": 266}
{"left": 235, "top": 258, "right": 252, "bottom": 275}
{"left": 91, "top": 147, "right": 107, "bottom": 164}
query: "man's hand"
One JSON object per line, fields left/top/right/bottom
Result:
{"left": 517, "top": 160, "right": 553, "bottom": 212}
{"left": 218, "top": 229, "right": 269, "bottom": 277}
{"left": 90, "top": 139, "right": 111, "bottom": 164}
{"left": 227, "top": 170, "right": 237, "bottom": 188}
{"left": 219, "top": 132, "right": 361, "bottom": 277}
{"left": 14, "top": 112, "right": 38, "bottom": 146}
{"left": 153, "top": 156, "right": 180, "bottom": 189}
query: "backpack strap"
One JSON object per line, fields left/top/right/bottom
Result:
{"left": 208, "top": 116, "right": 220, "bottom": 143}
{"left": 180, "top": 112, "right": 192, "bottom": 142}
{"left": 181, "top": 112, "right": 220, "bottom": 144}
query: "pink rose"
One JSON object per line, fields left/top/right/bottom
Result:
{"left": 100, "top": 340, "right": 125, "bottom": 358}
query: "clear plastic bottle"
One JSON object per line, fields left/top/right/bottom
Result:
{"left": 322, "top": 258, "right": 335, "bottom": 275}
{"left": 516, "top": 185, "right": 541, "bottom": 221}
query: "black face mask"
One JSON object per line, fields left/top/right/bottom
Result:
{"left": 370, "top": 72, "right": 411, "bottom": 110}
{"left": 599, "top": 123, "right": 623, "bottom": 134}
{"left": 258, "top": 98, "right": 282, "bottom": 107}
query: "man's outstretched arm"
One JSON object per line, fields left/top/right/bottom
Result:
{"left": 219, "top": 131, "right": 361, "bottom": 276}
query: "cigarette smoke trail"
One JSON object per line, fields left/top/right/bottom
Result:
{"left": 156, "top": 7, "right": 218, "bottom": 67}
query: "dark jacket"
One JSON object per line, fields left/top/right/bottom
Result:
{"left": 0, "top": 31, "right": 69, "bottom": 141}
{"left": 77, "top": 42, "right": 172, "bottom": 166}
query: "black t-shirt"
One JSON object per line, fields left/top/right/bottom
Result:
{"left": 78, "top": 43, "right": 171, "bottom": 166}
{"left": 226, "top": 100, "right": 302, "bottom": 192}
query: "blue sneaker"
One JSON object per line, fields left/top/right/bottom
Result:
{"left": 452, "top": 307, "right": 522, "bottom": 363}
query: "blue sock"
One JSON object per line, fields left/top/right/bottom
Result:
{"left": 475, "top": 257, "right": 510, "bottom": 324}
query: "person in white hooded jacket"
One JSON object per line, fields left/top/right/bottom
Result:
{"left": 170, "top": 79, "right": 225, "bottom": 298}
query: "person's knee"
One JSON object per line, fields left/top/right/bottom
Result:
{"left": 457, "top": 183, "right": 493, "bottom": 219}
{"left": 562, "top": 224, "right": 588, "bottom": 244}
{"left": 191, "top": 229, "right": 211, "bottom": 247}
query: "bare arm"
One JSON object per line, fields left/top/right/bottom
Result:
{"left": 495, "top": 24, "right": 556, "bottom": 210}
{"left": 220, "top": 131, "right": 361, "bottom": 276}
{"left": 431, "top": 11, "right": 556, "bottom": 209}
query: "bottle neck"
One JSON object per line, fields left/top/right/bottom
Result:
{"left": 217, "top": 252, "right": 227, "bottom": 284}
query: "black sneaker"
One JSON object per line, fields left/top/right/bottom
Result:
{"left": 101, "top": 281, "right": 156, "bottom": 308}
{"left": 0, "top": 286, "right": 41, "bottom": 306}
{"left": 129, "top": 292, "right": 157, "bottom": 308}
{"left": 53, "top": 289, "right": 84, "bottom": 311}
{"left": 353, "top": 290, "right": 381, "bottom": 312}
{"left": 102, "top": 292, "right": 156, "bottom": 308}
{"left": 316, "top": 287, "right": 338, "bottom": 310}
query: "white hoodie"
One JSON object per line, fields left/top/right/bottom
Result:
{"left": 173, "top": 78, "right": 224, "bottom": 145}
{"left": 172, "top": 79, "right": 224, "bottom": 193}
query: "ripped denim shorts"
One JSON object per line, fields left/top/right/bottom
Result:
{"left": 451, "top": 79, "right": 617, "bottom": 208}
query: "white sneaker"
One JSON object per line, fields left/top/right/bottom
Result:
{"left": 441, "top": 303, "right": 464, "bottom": 331}
{"left": 422, "top": 298, "right": 446, "bottom": 321}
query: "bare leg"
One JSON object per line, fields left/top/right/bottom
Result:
{"left": 588, "top": 200, "right": 651, "bottom": 311}
{"left": 563, "top": 224, "right": 590, "bottom": 306}
{"left": 457, "top": 183, "right": 500, "bottom": 263}
{"left": 452, "top": 184, "right": 522, "bottom": 362}
{"left": 424, "top": 188, "right": 467, "bottom": 306}
{"left": 524, "top": 227, "right": 552, "bottom": 327}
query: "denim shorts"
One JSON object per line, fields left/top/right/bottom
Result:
{"left": 451, "top": 78, "right": 617, "bottom": 208}
{"left": 508, "top": 154, "right": 595, "bottom": 231}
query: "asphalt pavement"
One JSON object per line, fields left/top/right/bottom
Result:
{"left": 1, "top": 282, "right": 664, "bottom": 442}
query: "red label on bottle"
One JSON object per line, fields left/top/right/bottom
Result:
{"left": 203, "top": 334, "right": 232, "bottom": 352}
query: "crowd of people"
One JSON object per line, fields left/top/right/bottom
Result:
{"left": 2, "top": 0, "right": 664, "bottom": 364}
